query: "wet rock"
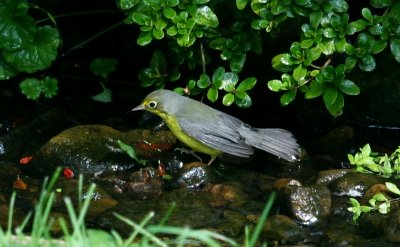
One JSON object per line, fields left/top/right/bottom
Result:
{"left": 273, "top": 178, "right": 302, "bottom": 190}
{"left": 331, "top": 196, "right": 354, "bottom": 218}
{"left": 320, "top": 227, "right": 369, "bottom": 247}
{"left": 257, "top": 214, "right": 307, "bottom": 243}
{"left": 0, "top": 161, "right": 21, "bottom": 187}
{"left": 315, "top": 169, "right": 353, "bottom": 185}
{"left": 281, "top": 184, "right": 331, "bottom": 226}
{"left": 330, "top": 173, "right": 389, "bottom": 197}
{"left": 361, "top": 183, "right": 392, "bottom": 205}
{"left": 94, "top": 189, "right": 221, "bottom": 236}
{"left": 382, "top": 210, "right": 400, "bottom": 242}
{"left": 204, "top": 182, "right": 249, "bottom": 208}
{"left": 24, "top": 125, "right": 175, "bottom": 177}
{"left": 105, "top": 167, "right": 164, "bottom": 200}
{"left": 215, "top": 210, "right": 246, "bottom": 237}
{"left": 357, "top": 211, "right": 387, "bottom": 238}
{"left": 52, "top": 178, "right": 118, "bottom": 214}
{"left": 122, "top": 178, "right": 163, "bottom": 200}
{"left": 172, "top": 162, "right": 214, "bottom": 189}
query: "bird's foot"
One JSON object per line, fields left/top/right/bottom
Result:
{"left": 174, "top": 148, "right": 203, "bottom": 163}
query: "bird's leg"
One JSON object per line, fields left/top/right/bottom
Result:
{"left": 207, "top": 156, "right": 217, "bottom": 166}
{"left": 174, "top": 148, "right": 203, "bottom": 163}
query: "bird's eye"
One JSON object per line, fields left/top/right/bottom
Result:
{"left": 148, "top": 101, "right": 157, "bottom": 108}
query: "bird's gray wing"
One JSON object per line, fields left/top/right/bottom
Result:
{"left": 177, "top": 111, "right": 254, "bottom": 157}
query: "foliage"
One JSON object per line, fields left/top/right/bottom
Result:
{"left": 90, "top": 58, "right": 119, "bottom": 103}
{"left": 117, "top": 139, "right": 147, "bottom": 166}
{"left": 347, "top": 144, "right": 400, "bottom": 221}
{"left": 19, "top": 76, "right": 58, "bottom": 100}
{"left": 347, "top": 182, "right": 400, "bottom": 221}
{"left": 3, "top": 0, "right": 400, "bottom": 114}
{"left": 0, "top": 0, "right": 60, "bottom": 99}
{"left": 0, "top": 169, "right": 277, "bottom": 246}
{"left": 117, "top": 0, "right": 400, "bottom": 115}
{"left": 348, "top": 144, "right": 400, "bottom": 178}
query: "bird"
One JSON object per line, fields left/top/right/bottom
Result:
{"left": 131, "top": 89, "right": 300, "bottom": 165}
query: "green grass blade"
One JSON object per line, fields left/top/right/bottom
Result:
{"left": 248, "top": 191, "right": 276, "bottom": 247}
{"left": 7, "top": 192, "right": 16, "bottom": 236}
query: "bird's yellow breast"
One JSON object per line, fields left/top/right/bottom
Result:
{"left": 159, "top": 112, "right": 221, "bottom": 157}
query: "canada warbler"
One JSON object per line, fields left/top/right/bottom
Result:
{"left": 132, "top": 89, "right": 300, "bottom": 165}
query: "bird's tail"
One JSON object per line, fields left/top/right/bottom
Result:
{"left": 239, "top": 127, "right": 300, "bottom": 162}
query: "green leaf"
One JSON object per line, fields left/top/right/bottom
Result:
{"left": 347, "top": 20, "right": 367, "bottom": 35}
{"left": 335, "top": 38, "right": 346, "bottom": 52}
{"left": 371, "top": 0, "right": 392, "bottom": 8}
{"left": 310, "top": 10, "right": 323, "bottom": 28}
{"left": 212, "top": 67, "right": 225, "bottom": 82}
{"left": 293, "top": 65, "right": 307, "bottom": 82}
{"left": 165, "top": 0, "right": 179, "bottom": 7}
{"left": 130, "top": 13, "right": 152, "bottom": 25}
{"left": 280, "top": 90, "right": 296, "bottom": 106}
{"left": 168, "top": 69, "right": 180, "bottom": 81}
{"left": 359, "top": 54, "right": 376, "bottom": 71}
{"left": 41, "top": 76, "right": 58, "bottom": 98}
{"left": 177, "top": 33, "right": 191, "bottom": 47}
{"left": 300, "top": 39, "right": 313, "bottom": 49}
{"left": 307, "top": 47, "right": 321, "bottom": 63}
{"left": 338, "top": 79, "right": 360, "bottom": 95}
{"left": 194, "top": 6, "right": 219, "bottom": 28}
{"left": 318, "top": 39, "right": 335, "bottom": 55}
{"left": 386, "top": 182, "right": 400, "bottom": 195}
{"left": 329, "top": 0, "right": 348, "bottom": 12}
{"left": 378, "top": 202, "right": 390, "bottom": 214}
{"left": 2, "top": 26, "right": 60, "bottom": 73}
{"left": 0, "top": 0, "right": 35, "bottom": 51}
{"left": 87, "top": 229, "right": 117, "bottom": 247}
{"left": 0, "top": 54, "right": 17, "bottom": 80}
{"left": 323, "top": 87, "right": 338, "bottom": 105}
{"left": 268, "top": 80, "right": 283, "bottom": 92}
{"left": 361, "top": 8, "right": 373, "bottom": 23}
{"left": 251, "top": 19, "right": 268, "bottom": 30}
{"left": 221, "top": 72, "right": 238, "bottom": 92}
{"left": 197, "top": 74, "right": 211, "bottom": 88}
{"left": 390, "top": 38, "right": 400, "bottom": 63}
{"left": 90, "top": 58, "right": 118, "bottom": 79}
{"left": 371, "top": 40, "right": 387, "bottom": 54}
{"left": 323, "top": 28, "right": 336, "bottom": 38}
{"left": 230, "top": 54, "right": 246, "bottom": 73}
{"left": 117, "top": 140, "right": 146, "bottom": 166}
{"left": 305, "top": 80, "right": 326, "bottom": 99}
{"left": 222, "top": 93, "right": 235, "bottom": 106}
{"left": 361, "top": 143, "right": 371, "bottom": 157}
{"left": 345, "top": 56, "right": 357, "bottom": 72}
{"left": 152, "top": 28, "right": 164, "bottom": 39}
{"left": 272, "top": 53, "right": 295, "bottom": 72}
{"left": 166, "top": 26, "right": 177, "bottom": 36}
{"left": 163, "top": 7, "right": 176, "bottom": 19}
{"left": 325, "top": 91, "right": 344, "bottom": 116}
{"left": 236, "top": 0, "right": 250, "bottom": 10}
{"left": 235, "top": 93, "right": 252, "bottom": 108}
{"left": 207, "top": 87, "right": 218, "bottom": 102}
{"left": 92, "top": 88, "right": 112, "bottom": 103}
{"left": 237, "top": 77, "right": 257, "bottom": 92}
{"left": 137, "top": 31, "right": 153, "bottom": 46}
{"left": 150, "top": 50, "right": 166, "bottom": 70}
{"left": 19, "top": 78, "right": 41, "bottom": 100}
{"left": 209, "top": 38, "right": 226, "bottom": 50}
{"left": 118, "top": 0, "right": 140, "bottom": 10}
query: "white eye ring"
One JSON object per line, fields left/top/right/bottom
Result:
{"left": 148, "top": 101, "right": 157, "bottom": 108}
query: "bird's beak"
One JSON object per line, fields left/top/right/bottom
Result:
{"left": 131, "top": 104, "right": 145, "bottom": 112}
